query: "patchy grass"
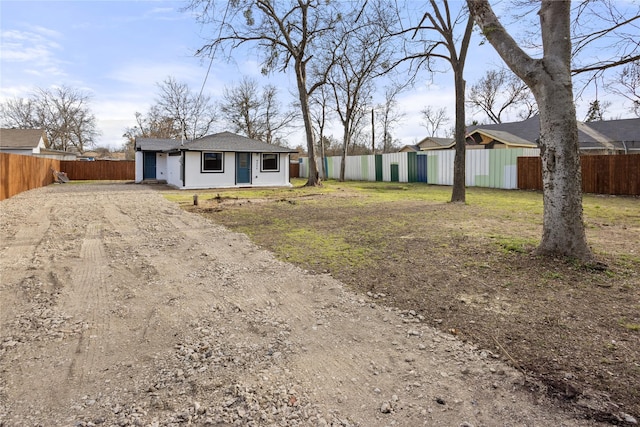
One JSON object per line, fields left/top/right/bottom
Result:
{"left": 160, "top": 180, "right": 640, "bottom": 421}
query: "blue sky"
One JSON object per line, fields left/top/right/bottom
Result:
{"left": 1, "top": 1, "right": 636, "bottom": 150}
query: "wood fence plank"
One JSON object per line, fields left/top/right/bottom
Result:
{"left": 518, "top": 154, "right": 640, "bottom": 196}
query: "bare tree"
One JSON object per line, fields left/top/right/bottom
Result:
{"left": 398, "top": 0, "right": 473, "bottom": 202}
{"left": 309, "top": 84, "right": 333, "bottom": 178}
{"left": 466, "top": 68, "right": 536, "bottom": 124}
{"left": 124, "top": 77, "right": 217, "bottom": 145}
{"left": 155, "top": 76, "right": 217, "bottom": 141}
{"left": 377, "top": 85, "right": 406, "bottom": 153}
{"left": 327, "top": 2, "right": 394, "bottom": 181}
{"left": 467, "top": 0, "right": 593, "bottom": 260}
{"left": 608, "top": 60, "right": 640, "bottom": 117}
{"left": 0, "top": 98, "right": 39, "bottom": 129}
{"left": 220, "top": 77, "right": 262, "bottom": 140}
{"left": 420, "top": 105, "right": 450, "bottom": 137}
{"left": 186, "top": 0, "right": 343, "bottom": 187}
{"left": 1, "top": 85, "right": 99, "bottom": 153}
{"left": 221, "top": 77, "right": 296, "bottom": 145}
{"left": 570, "top": 2, "right": 640, "bottom": 77}
{"left": 583, "top": 99, "right": 611, "bottom": 122}
{"left": 262, "top": 85, "right": 297, "bottom": 145}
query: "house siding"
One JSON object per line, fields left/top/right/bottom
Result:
{"left": 135, "top": 151, "right": 143, "bottom": 182}
{"left": 178, "top": 151, "right": 291, "bottom": 189}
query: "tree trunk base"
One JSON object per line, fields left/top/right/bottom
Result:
{"left": 532, "top": 245, "right": 594, "bottom": 264}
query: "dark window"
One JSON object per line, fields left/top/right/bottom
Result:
{"left": 202, "top": 152, "right": 223, "bottom": 172}
{"left": 261, "top": 153, "right": 279, "bottom": 172}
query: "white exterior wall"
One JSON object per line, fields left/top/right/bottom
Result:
{"left": 134, "top": 151, "right": 143, "bottom": 183}
{"left": 180, "top": 151, "right": 291, "bottom": 190}
{"left": 250, "top": 153, "right": 291, "bottom": 187}
{"left": 166, "top": 154, "right": 182, "bottom": 187}
{"left": 156, "top": 153, "right": 168, "bottom": 182}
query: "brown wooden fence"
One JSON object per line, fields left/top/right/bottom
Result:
{"left": 60, "top": 160, "right": 135, "bottom": 180}
{"left": 0, "top": 153, "right": 61, "bottom": 201}
{"left": 518, "top": 154, "right": 640, "bottom": 196}
{"left": 289, "top": 161, "right": 299, "bottom": 178}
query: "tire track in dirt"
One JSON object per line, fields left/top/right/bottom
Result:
{"left": 102, "top": 199, "right": 162, "bottom": 346}
{"left": 0, "top": 200, "right": 52, "bottom": 273}
{"left": 163, "top": 210, "right": 383, "bottom": 417}
{"left": 64, "top": 221, "right": 111, "bottom": 385}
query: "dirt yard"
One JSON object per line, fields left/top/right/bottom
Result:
{"left": 0, "top": 182, "right": 632, "bottom": 426}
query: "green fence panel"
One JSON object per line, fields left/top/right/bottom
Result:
{"left": 375, "top": 155, "right": 383, "bottom": 181}
{"left": 407, "top": 152, "right": 418, "bottom": 182}
{"left": 390, "top": 163, "right": 399, "bottom": 182}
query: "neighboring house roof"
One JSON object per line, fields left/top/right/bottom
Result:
{"left": 467, "top": 129, "right": 538, "bottom": 148}
{"left": 466, "top": 116, "right": 541, "bottom": 143}
{"left": 417, "top": 136, "right": 455, "bottom": 150}
{"left": 466, "top": 116, "right": 640, "bottom": 152}
{"left": 0, "top": 128, "right": 47, "bottom": 149}
{"left": 399, "top": 136, "right": 455, "bottom": 152}
{"left": 399, "top": 144, "right": 420, "bottom": 152}
{"left": 179, "top": 132, "right": 297, "bottom": 153}
{"left": 586, "top": 118, "right": 640, "bottom": 152}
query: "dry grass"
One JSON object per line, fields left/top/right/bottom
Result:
{"left": 163, "top": 179, "right": 640, "bottom": 423}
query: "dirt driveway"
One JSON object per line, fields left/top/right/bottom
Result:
{"left": 0, "top": 183, "right": 609, "bottom": 426}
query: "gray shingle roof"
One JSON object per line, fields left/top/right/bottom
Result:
{"left": 587, "top": 118, "right": 640, "bottom": 144}
{"left": 181, "top": 132, "right": 296, "bottom": 153}
{"left": 466, "top": 116, "right": 640, "bottom": 151}
{"left": 470, "top": 129, "right": 537, "bottom": 147}
{"left": 0, "top": 128, "right": 46, "bottom": 149}
{"left": 135, "top": 138, "right": 180, "bottom": 151}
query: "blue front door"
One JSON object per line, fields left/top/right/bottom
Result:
{"left": 236, "top": 152, "right": 251, "bottom": 184}
{"left": 143, "top": 152, "right": 156, "bottom": 180}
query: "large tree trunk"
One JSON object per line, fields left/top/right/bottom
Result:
{"left": 451, "top": 67, "right": 466, "bottom": 203}
{"left": 295, "top": 61, "right": 321, "bottom": 186}
{"left": 340, "top": 133, "right": 347, "bottom": 182}
{"left": 467, "top": 0, "right": 593, "bottom": 260}
{"left": 532, "top": 58, "right": 591, "bottom": 259}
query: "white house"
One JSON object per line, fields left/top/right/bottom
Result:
{"left": 0, "top": 128, "right": 47, "bottom": 155}
{"left": 135, "top": 132, "right": 297, "bottom": 189}
{"left": 0, "top": 128, "right": 78, "bottom": 160}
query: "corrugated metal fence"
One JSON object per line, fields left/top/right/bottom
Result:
{"left": 300, "top": 149, "right": 541, "bottom": 190}
{"left": 300, "top": 150, "right": 639, "bottom": 195}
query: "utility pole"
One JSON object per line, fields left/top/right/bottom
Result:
{"left": 371, "top": 108, "right": 375, "bottom": 154}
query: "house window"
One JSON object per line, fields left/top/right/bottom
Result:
{"left": 202, "top": 152, "right": 223, "bottom": 172}
{"left": 261, "top": 153, "right": 279, "bottom": 172}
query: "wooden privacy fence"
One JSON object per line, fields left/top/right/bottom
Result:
{"left": 1, "top": 156, "right": 135, "bottom": 201}
{"left": 518, "top": 154, "right": 640, "bottom": 196}
{"left": 289, "top": 161, "right": 299, "bottom": 178}
{"left": 60, "top": 160, "right": 135, "bottom": 180}
{"left": 0, "top": 153, "right": 61, "bottom": 201}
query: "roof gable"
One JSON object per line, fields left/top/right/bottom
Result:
{"left": 0, "top": 128, "right": 47, "bottom": 149}
{"left": 416, "top": 136, "right": 455, "bottom": 150}
{"left": 467, "top": 129, "right": 538, "bottom": 148}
